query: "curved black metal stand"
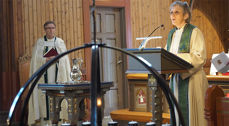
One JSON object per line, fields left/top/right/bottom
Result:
{"left": 7, "top": 43, "right": 185, "bottom": 126}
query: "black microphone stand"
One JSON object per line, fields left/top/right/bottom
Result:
{"left": 138, "top": 24, "right": 164, "bottom": 50}
{"left": 148, "top": 24, "right": 164, "bottom": 37}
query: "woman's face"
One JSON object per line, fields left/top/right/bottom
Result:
{"left": 44, "top": 23, "right": 56, "bottom": 39}
{"left": 170, "top": 5, "right": 188, "bottom": 28}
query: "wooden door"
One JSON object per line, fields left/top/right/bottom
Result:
{"left": 90, "top": 7, "right": 126, "bottom": 116}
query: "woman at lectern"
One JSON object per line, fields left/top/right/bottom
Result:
{"left": 166, "top": 1, "right": 208, "bottom": 126}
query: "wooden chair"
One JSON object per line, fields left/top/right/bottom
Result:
{"left": 18, "top": 55, "right": 31, "bottom": 88}
{"left": 18, "top": 55, "right": 31, "bottom": 124}
{"left": 205, "top": 84, "right": 229, "bottom": 126}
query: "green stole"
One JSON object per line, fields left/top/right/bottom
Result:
{"left": 167, "top": 24, "right": 196, "bottom": 126}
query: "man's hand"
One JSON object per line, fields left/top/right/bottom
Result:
{"left": 46, "top": 56, "right": 55, "bottom": 62}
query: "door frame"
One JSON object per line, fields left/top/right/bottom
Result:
{"left": 82, "top": 0, "right": 131, "bottom": 80}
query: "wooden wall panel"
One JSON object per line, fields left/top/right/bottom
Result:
{"left": 9, "top": 0, "right": 227, "bottom": 84}
{"left": 130, "top": 0, "right": 173, "bottom": 49}
{"left": 192, "top": 8, "right": 224, "bottom": 70}
{"left": 130, "top": 0, "right": 229, "bottom": 74}
{"left": 14, "top": 0, "right": 85, "bottom": 66}
{"left": 14, "top": 0, "right": 227, "bottom": 76}
{"left": 0, "top": 0, "right": 20, "bottom": 111}
{"left": 7, "top": 0, "right": 229, "bottom": 85}
{"left": 191, "top": 0, "right": 228, "bottom": 73}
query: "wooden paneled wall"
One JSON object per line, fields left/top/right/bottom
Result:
{"left": 0, "top": 0, "right": 86, "bottom": 114}
{"left": 191, "top": 0, "right": 228, "bottom": 73}
{"left": 0, "top": 0, "right": 20, "bottom": 111}
{"left": 130, "top": 0, "right": 229, "bottom": 74}
{"left": 130, "top": 0, "right": 173, "bottom": 48}
{"left": 11, "top": 0, "right": 228, "bottom": 78}
{"left": 13, "top": 0, "right": 85, "bottom": 64}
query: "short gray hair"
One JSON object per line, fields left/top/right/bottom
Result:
{"left": 170, "top": 1, "right": 191, "bottom": 23}
{"left": 43, "top": 21, "right": 56, "bottom": 29}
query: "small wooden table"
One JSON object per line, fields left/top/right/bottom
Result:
{"left": 38, "top": 81, "right": 113, "bottom": 125}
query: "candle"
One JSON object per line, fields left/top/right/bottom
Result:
{"left": 108, "top": 121, "right": 118, "bottom": 126}
{"left": 128, "top": 121, "right": 138, "bottom": 126}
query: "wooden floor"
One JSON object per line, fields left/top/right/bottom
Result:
{"left": 110, "top": 109, "right": 170, "bottom": 123}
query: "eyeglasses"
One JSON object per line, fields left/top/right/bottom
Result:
{"left": 170, "top": 11, "right": 181, "bottom": 15}
{"left": 45, "top": 27, "right": 55, "bottom": 30}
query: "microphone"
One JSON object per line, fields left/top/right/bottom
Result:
{"left": 138, "top": 24, "right": 164, "bottom": 50}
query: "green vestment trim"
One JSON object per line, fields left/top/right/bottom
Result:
{"left": 169, "top": 74, "right": 189, "bottom": 126}
{"left": 178, "top": 75, "right": 189, "bottom": 126}
{"left": 167, "top": 24, "right": 196, "bottom": 53}
{"left": 167, "top": 24, "right": 196, "bottom": 126}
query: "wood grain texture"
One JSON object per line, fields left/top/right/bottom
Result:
{"left": 4, "top": 0, "right": 229, "bottom": 79}
{"left": 130, "top": 0, "right": 173, "bottom": 49}
{"left": 13, "top": 0, "right": 85, "bottom": 63}
{"left": 191, "top": 0, "right": 226, "bottom": 73}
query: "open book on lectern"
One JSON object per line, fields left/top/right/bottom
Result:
{"left": 125, "top": 48, "right": 193, "bottom": 74}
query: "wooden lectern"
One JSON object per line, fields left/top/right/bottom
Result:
{"left": 125, "top": 48, "right": 192, "bottom": 125}
{"left": 126, "top": 48, "right": 192, "bottom": 73}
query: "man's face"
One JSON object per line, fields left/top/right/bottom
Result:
{"left": 44, "top": 23, "right": 56, "bottom": 39}
{"left": 170, "top": 5, "right": 188, "bottom": 28}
